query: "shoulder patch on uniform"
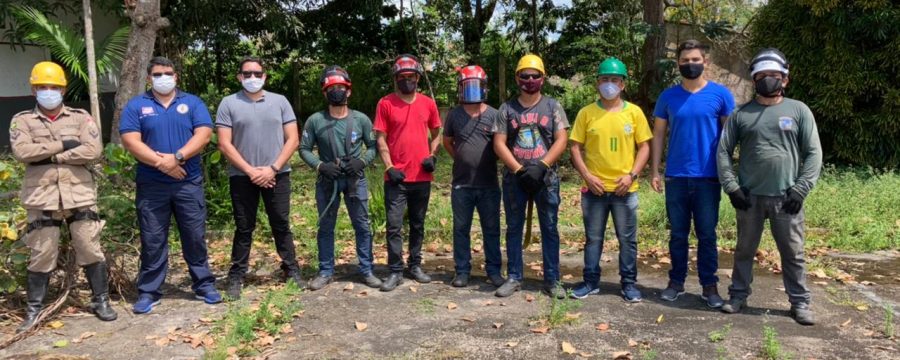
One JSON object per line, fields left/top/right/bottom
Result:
{"left": 12, "top": 110, "right": 33, "bottom": 118}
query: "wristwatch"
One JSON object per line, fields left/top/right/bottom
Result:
{"left": 174, "top": 151, "right": 185, "bottom": 164}
{"left": 629, "top": 172, "right": 638, "bottom": 181}
{"left": 270, "top": 165, "right": 279, "bottom": 172}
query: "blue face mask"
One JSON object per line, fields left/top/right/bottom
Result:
{"left": 36, "top": 89, "right": 63, "bottom": 110}
{"left": 598, "top": 82, "right": 621, "bottom": 100}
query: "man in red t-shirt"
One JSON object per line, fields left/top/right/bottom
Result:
{"left": 373, "top": 54, "right": 442, "bottom": 292}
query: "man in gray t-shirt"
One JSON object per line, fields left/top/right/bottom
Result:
{"left": 215, "top": 57, "right": 302, "bottom": 299}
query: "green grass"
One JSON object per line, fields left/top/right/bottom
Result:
{"left": 415, "top": 298, "right": 436, "bottom": 315}
{"left": 539, "top": 284, "right": 582, "bottom": 328}
{"left": 884, "top": 305, "right": 895, "bottom": 338}
{"left": 708, "top": 323, "right": 733, "bottom": 343}
{"left": 760, "top": 325, "right": 791, "bottom": 360}
{"left": 204, "top": 282, "right": 303, "bottom": 360}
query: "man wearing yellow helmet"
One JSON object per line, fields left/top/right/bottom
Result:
{"left": 492, "top": 54, "right": 570, "bottom": 299}
{"left": 9, "top": 61, "right": 116, "bottom": 333}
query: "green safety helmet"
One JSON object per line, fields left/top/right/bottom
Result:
{"left": 597, "top": 57, "right": 627, "bottom": 79}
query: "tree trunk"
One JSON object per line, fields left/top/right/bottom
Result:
{"left": 461, "top": 0, "right": 498, "bottom": 62}
{"left": 530, "top": 0, "right": 538, "bottom": 53}
{"left": 498, "top": 54, "right": 506, "bottom": 103}
{"left": 82, "top": 0, "right": 101, "bottom": 137}
{"left": 110, "top": 0, "right": 169, "bottom": 144}
{"left": 636, "top": 0, "right": 666, "bottom": 110}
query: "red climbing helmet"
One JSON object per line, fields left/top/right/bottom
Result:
{"left": 392, "top": 54, "right": 423, "bottom": 76}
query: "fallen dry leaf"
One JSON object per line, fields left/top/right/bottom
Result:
{"left": 564, "top": 312, "right": 582, "bottom": 321}
{"left": 578, "top": 352, "right": 594, "bottom": 358}
{"left": 461, "top": 317, "right": 476, "bottom": 322}
{"left": 447, "top": 302, "right": 459, "bottom": 310}
{"left": 530, "top": 326, "right": 550, "bottom": 334}
{"left": 257, "top": 335, "right": 276, "bottom": 346}
{"left": 650, "top": 264, "right": 662, "bottom": 270}
{"left": 409, "top": 286, "right": 418, "bottom": 293}
{"left": 841, "top": 318, "right": 852, "bottom": 327}
{"left": 856, "top": 304, "right": 869, "bottom": 311}
{"left": 658, "top": 257, "right": 672, "bottom": 264}
{"left": 561, "top": 341, "right": 577, "bottom": 354}
{"left": 227, "top": 346, "right": 238, "bottom": 355}
{"left": 656, "top": 314, "right": 665, "bottom": 324}
{"left": 71, "top": 331, "right": 96, "bottom": 344}
{"left": 355, "top": 322, "right": 368, "bottom": 331}
{"left": 47, "top": 320, "right": 64, "bottom": 329}
{"left": 493, "top": 322, "right": 503, "bottom": 329}
{"left": 198, "top": 317, "right": 214, "bottom": 323}
{"left": 811, "top": 269, "right": 829, "bottom": 279}
{"left": 280, "top": 324, "right": 294, "bottom": 334}
{"left": 343, "top": 283, "right": 355, "bottom": 291}
{"left": 155, "top": 337, "right": 170, "bottom": 347}
{"left": 627, "top": 339, "right": 638, "bottom": 347}
{"left": 596, "top": 323, "right": 610, "bottom": 332}
{"left": 506, "top": 341, "right": 518, "bottom": 348}
{"left": 482, "top": 300, "right": 494, "bottom": 306}
{"left": 525, "top": 294, "right": 535, "bottom": 302}
{"left": 356, "top": 290, "right": 369, "bottom": 297}
{"left": 612, "top": 350, "right": 633, "bottom": 360}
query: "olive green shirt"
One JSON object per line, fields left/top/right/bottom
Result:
{"left": 299, "top": 110, "right": 376, "bottom": 168}
{"left": 717, "top": 98, "right": 823, "bottom": 198}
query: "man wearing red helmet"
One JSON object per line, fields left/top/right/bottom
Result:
{"left": 300, "top": 65, "right": 381, "bottom": 291}
{"left": 216, "top": 57, "right": 302, "bottom": 299}
{"left": 374, "top": 54, "right": 442, "bottom": 292}
{"left": 442, "top": 65, "right": 503, "bottom": 289}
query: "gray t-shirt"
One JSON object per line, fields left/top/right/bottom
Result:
{"left": 443, "top": 106, "right": 500, "bottom": 188}
{"left": 215, "top": 91, "right": 297, "bottom": 177}
{"left": 493, "top": 96, "right": 569, "bottom": 162}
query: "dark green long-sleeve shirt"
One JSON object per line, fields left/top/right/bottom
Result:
{"left": 300, "top": 110, "right": 376, "bottom": 168}
{"left": 717, "top": 98, "right": 823, "bottom": 198}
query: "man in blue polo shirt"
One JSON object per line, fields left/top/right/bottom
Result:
{"left": 650, "top": 40, "right": 735, "bottom": 308}
{"left": 120, "top": 56, "right": 221, "bottom": 314}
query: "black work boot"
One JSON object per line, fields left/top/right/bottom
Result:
{"left": 286, "top": 270, "right": 307, "bottom": 290}
{"left": 451, "top": 273, "right": 469, "bottom": 288}
{"left": 380, "top": 272, "right": 403, "bottom": 292}
{"left": 407, "top": 266, "right": 432, "bottom": 283}
{"left": 84, "top": 262, "right": 118, "bottom": 321}
{"left": 17, "top": 271, "right": 50, "bottom": 333}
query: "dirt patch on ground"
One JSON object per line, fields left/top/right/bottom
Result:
{"left": 1, "top": 251, "right": 898, "bottom": 359}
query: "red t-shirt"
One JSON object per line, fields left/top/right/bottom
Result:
{"left": 373, "top": 93, "right": 442, "bottom": 182}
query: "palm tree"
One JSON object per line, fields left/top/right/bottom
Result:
{"left": 12, "top": 4, "right": 129, "bottom": 100}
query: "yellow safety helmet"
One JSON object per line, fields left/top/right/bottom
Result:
{"left": 30, "top": 61, "right": 67, "bottom": 87}
{"left": 515, "top": 54, "right": 545, "bottom": 75}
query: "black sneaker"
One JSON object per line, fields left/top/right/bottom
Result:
{"left": 408, "top": 266, "right": 432, "bottom": 283}
{"left": 380, "top": 272, "right": 403, "bottom": 292}
{"left": 362, "top": 273, "right": 383, "bottom": 288}
{"left": 225, "top": 276, "right": 242, "bottom": 300}
{"left": 487, "top": 273, "right": 506, "bottom": 287}
{"left": 660, "top": 281, "right": 685, "bottom": 301}
{"left": 701, "top": 285, "right": 724, "bottom": 308}
{"left": 722, "top": 297, "right": 746, "bottom": 314}
{"left": 790, "top": 304, "right": 815, "bottom": 326}
{"left": 494, "top": 278, "right": 521, "bottom": 297}
{"left": 542, "top": 283, "right": 567, "bottom": 299}
{"left": 451, "top": 273, "right": 469, "bottom": 288}
{"left": 308, "top": 274, "right": 333, "bottom": 291}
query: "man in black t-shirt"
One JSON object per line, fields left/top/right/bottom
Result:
{"left": 442, "top": 65, "right": 504, "bottom": 289}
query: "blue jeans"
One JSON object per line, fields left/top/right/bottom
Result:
{"left": 665, "top": 177, "right": 721, "bottom": 287}
{"left": 502, "top": 170, "right": 561, "bottom": 285}
{"left": 135, "top": 177, "right": 216, "bottom": 297}
{"left": 451, "top": 186, "right": 502, "bottom": 276}
{"left": 315, "top": 176, "right": 374, "bottom": 276}
{"left": 581, "top": 191, "right": 639, "bottom": 286}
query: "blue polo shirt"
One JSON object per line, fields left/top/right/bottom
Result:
{"left": 119, "top": 90, "right": 213, "bottom": 183}
{"left": 653, "top": 81, "right": 735, "bottom": 178}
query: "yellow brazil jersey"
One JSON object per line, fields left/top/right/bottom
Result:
{"left": 569, "top": 101, "right": 653, "bottom": 192}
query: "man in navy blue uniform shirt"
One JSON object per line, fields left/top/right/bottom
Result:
{"left": 119, "top": 56, "right": 221, "bottom": 313}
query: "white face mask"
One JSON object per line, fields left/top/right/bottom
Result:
{"left": 598, "top": 82, "right": 621, "bottom": 100}
{"left": 152, "top": 75, "right": 177, "bottom": 95}
{"left": 241, "top": 77, "right": 265, "bottom": 93}
{"left": 36, "top": 89, "right": 63, "bottom": 110}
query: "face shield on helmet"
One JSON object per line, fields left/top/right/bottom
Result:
{"left": 458, "top": 78, "right": 486, "bottom": 104}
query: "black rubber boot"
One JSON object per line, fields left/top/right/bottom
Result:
{"left": 16, "top": 271, "right": 50, "bottom": 333}
{"left": 84, "top": 262, "right": 118, "bottom": 321}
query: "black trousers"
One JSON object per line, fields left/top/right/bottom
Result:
{"left": 384, "top": 181, "right": 431, "bottom": 273}
{"left": 228, "top": 173, "right": 298, "bottom": 278}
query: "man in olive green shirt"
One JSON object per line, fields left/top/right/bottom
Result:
{"left": 299, "top": 66, "right": 381, "bottom": 290}
{"left": 717, "top": 48, "right": 822, "bottom": 325}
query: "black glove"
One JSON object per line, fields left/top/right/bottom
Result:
{"left": 782, "top": 188, "right": 804, "bottom": 215}
{"left": 386, "top": 167, "right": 406, "bottom": 185}
{"left": 318, "top": 162, "right": 342, "bottom": 180}
{"left": 517, "top": 163, "right": 548, "bottom": 195}
{"left": 62, "top": 140, "right": 81, "bottom": 151}
{"left": 421, "top": 156, "right": 436, "bottom": 173}
{"left": 727, "top": 187, "right": 752, "bottom": 211}
{"left": 342, "top": 158, "right": 367, "bottom": 175}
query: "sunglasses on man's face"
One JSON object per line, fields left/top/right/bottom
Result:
{"left": 241, "top": 71, "right": 265, "bottom": 78}
{"left": 518, "top": 73, "right": 542, "bottom": 80}
{"left": 151, "top": 72, "right": 175, "bottom": 78}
